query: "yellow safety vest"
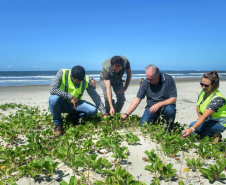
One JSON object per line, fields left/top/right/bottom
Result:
{"left": 197, "top": 89, "right": 226, "bottom": 126}
{"left": 60, "top": 69, "right": 89, "bottom": 100}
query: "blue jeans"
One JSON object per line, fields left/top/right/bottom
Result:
{"left": 139, "top": 104, "right": 176, "bottom": 132}
{"left": 100, "top": 79, "right": 126, "bottom": 113}
{"left": 49, "top": 95, "right": 97, "bottom": 126}
{"left": 189, "top": 120, "right": 226, "bottom": 137}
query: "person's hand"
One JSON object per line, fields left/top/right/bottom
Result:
{"left": 121, "top": 114, "right": 128, "bottom": 121}
{"left": 71, "top": 97, "right": 78, "bottom": 109}
{"left": 109, "top": 107, "right": 115, "bottom": 116}
{"left": 149, "top": 103, "right": 161, "bottom": 113}
{"left": 102, "top": 113, "right": 108, "bottom": 118}
{"left": 181, "top": 128, "right": 193, "bottom": 138}
{"left": 116, "top": 87, "right": 126, "bottom": 94}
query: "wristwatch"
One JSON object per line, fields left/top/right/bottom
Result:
{"left": 124, "top": 113, "right": 129, "bottom": 117}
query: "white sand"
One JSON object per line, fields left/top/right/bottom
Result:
{"left": 2, "top": 80, "right": 226, "bottom": 125}
{"left": 1, "top": 79, "right": 226, "bottom": 184}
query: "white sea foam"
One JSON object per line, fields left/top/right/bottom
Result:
{"left": 0, "top": 76, "right": 55, "bottom": 79}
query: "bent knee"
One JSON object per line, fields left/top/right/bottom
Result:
{"left": 88, "top": 106, "right": 97, "bottom": 116}
{"left": 164, "top": 105, "right": 176, "bottom": 115}
{"left": 49, "top": 95, "right": 61, "bottom": 106}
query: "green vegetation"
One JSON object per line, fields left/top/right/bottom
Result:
{"left": 0, "top": 103, "right": 226, "bottom": 184}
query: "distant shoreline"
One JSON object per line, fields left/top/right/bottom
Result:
{"left": 1, "top": 77, "right": 226, "bottom": 88}
{"left": 1, "top": 70, "right": 226, "bottom": 87}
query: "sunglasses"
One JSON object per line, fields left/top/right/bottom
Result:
{"left": 200, "top": 82, "right": 211, "bottom": 88}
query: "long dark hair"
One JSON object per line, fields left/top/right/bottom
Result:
{"left": 202, "top": 70, "right": 219, "bottom": 92}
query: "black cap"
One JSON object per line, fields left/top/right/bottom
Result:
{"left": 71, "top": 66, "right": 85, "bottom": 81}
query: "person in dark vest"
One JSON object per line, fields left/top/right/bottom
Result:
{"left": 121, "top": 64, "right": 177, "bottom": 133}
{"left": 49, "top": 65, "right": 107, "bottom": 136}
{"left": 139, "top": 78, "right": 144, "bottom": 88}
{"left": 100, "top": 56, "right": 132, "bottom": 116}
{"left": 182, "top": 70, "right": 226, "bottom": 144}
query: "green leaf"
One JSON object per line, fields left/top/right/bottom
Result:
{"left": 8, "top": 167, "right": 14, "bottom": 175}
{"left": 2, "top": 166, "right": 6, "bottom": 175}
{"left": 53, "top": 162, "right": 59, "bottom": 169}
{"left": 145, "top": 165, "right": 153, "bottom": 172}
{"left": 60, "top": 180, "right": 69, "bottom": 185}
{"left": 218, "top": 164, "right": 225, "bottom": 173}
{"left": 104, "top": 169, "right": 115, "bottom": 176}
{"left": 0, "top": 155, "right": 8, "bottom": 160}
{"left": 93, "top": 181, "right": 105, "bottom": 185}
{"left": 207, "top": 175, "right": 213, "bottom": 181}
{"left": 199, "top": 168, "right": 212, "bottom": 176}
{"left": 178, "top": 181, "right": 185, "bottom": 185}
{"left": 153, "top": 162, "right": 158, "bottom": 170}
{"left": 69, "top": 176, "right": 77, "bottom": 185}
{"left": 218, "top": 174, "right": 225, "bottom": 179}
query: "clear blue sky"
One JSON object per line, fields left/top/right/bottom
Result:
{"left": 0, "top": 0, "right": 225, "bottom": 71}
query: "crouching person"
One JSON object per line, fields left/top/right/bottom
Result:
{"left": 121, "top": 64, "right": 177, "bottom": 133}
{"left": 49, "top": 65, "right": 107, "bottom": 136}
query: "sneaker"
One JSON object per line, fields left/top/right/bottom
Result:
{"left": 53, "top": 125, "right": 63, "bottom": 136}
{"left": 212, "top": 133, "right": 222, "bottom": 144}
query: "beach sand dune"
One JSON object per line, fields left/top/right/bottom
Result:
{"left": 1, "top": 79, "right": 226, "bottom": 184}
{"left": 1, "top": 79, "right": 226, "bottom": 128}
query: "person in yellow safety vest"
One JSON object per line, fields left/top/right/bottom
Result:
{"left": 182, "top": 70, "right": 226, "bottom": 143}
{"left": 49, "top": 65, "right": 108, "bottom": 136}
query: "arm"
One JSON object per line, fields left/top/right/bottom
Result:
{"left": 121, "top": 97, "right": 141, "bottom": 120}
{"left": 86, "top": 80, "right": 107, "bottom": 117}
{"left": 124, "top": 67, "right": 132, "bottom": 90}
{"left": 150, "top": 76, "right": 177, "bottom": 113}
{"left": 50, "top": 70, "right": 73, "bottom": 101}
{"left": 104, "top": 79, "right": 115, "bottom": 116}
{"left": 182, "top": 96, "right": 226, "bottom": 137}
{"left": 196, "top": 106, "right": 202, "bottom": 119}
{"left": 182, "top": 109, "right": 214, "bottom": 137}
{"left": 149, "top": 97, "right": 177, "bottom": 113}
{"left": 117, "top": 68, "right": 132, "bottom": 94}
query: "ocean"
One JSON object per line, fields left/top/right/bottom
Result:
{"left": 0, "top": 70, "right": 226, "bottom": 87}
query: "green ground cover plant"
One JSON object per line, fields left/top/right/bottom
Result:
{"left": 0, "top": 103, "right": 226, "bottom": 185}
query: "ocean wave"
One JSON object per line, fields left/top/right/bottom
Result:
{"left": 0, "top": 79, "right": 53, "bottom": 83}
{"left": 0, "top": 76, "right": 55, "bottom": 79}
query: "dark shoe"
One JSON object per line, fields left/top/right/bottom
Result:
{"left": 53, "top": 125, "right": 63, "bottom": 136}
{"left": 66, "top": 113, "right": 79, "bottom": 125}
{"left": 79, "top": 119, "right": 86, "bottom": 125}
{"left": 212, "top": 133, "right": 222, "bottom": 144}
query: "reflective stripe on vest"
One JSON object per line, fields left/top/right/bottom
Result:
{"left": 60, "top": 69, "right": 89, "bottom": 100}
{"left": 65, "top": 70, "right": 69, "bottom": 93}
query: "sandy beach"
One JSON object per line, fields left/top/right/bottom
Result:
{"left": 1, "top": 78, "right": 226, "bottom": 126}
{"left": 1, "top": 78, "right": 226, "bottom": 185}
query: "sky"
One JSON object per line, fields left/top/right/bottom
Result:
{"left": 0, "top": 0, "right": 226, "bottom": 71}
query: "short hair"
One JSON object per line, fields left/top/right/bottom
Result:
{"left": 145, "top": 64, "right": 160, "bottom": 77}
{"left": 202, "top": 70, "right": 219, "bottom": 92}
{"left": 110, "top": 56, "right": 124, "bottom": 66}
{"left": 71, "top": 65, "right": 85, "bottom": 81}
